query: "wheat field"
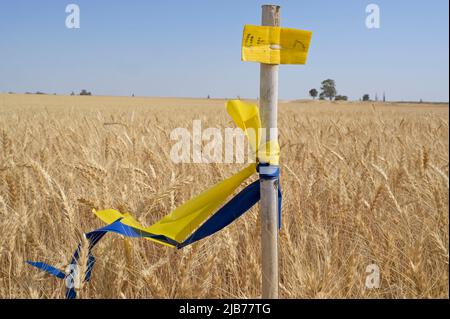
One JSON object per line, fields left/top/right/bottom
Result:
{"left": 0, "top": 93, "right": 448, "bottom": 299}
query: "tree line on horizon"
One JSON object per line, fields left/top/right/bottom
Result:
{"left": 6, "top": 89, "right": 93, "bottom": 96}
{"left": 308, "top": 79, "right": 384, "bottom": 102}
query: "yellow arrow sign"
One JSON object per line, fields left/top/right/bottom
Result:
{"left": 242, "top": 25, "right": 312, "bottom": 65}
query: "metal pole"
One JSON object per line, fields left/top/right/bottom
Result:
{"left": 259, "top": 4, "right": 280, "bottom": 299}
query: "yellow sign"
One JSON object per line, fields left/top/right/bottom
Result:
{"left": 242, "top": 25, "right": 312, "bottom": 65}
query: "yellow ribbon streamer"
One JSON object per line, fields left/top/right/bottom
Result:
{"left": 94, "top": 100, "right": 280, "bottom": 246}
{"left": 94, "top": 163, "right": 256, "bottom": 246}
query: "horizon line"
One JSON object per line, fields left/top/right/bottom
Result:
{"left": 1, "top": 92, "right": 448, "bottom": 105}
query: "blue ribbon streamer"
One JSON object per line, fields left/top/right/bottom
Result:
{"left": 27, "top": 166, "right": 282, "bottom": 299}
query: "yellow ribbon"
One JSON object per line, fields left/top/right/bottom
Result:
{"left": 94, "top": 100, "right": 279, "bottom": 246}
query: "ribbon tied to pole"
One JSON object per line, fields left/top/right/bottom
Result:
{"left": 27, "top": 100, "right": 282, "bottom": 299}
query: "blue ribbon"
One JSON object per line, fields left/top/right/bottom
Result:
{"left": 27, "top": 166, "right": 282, "bottom": 299}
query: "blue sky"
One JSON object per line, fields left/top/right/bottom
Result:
{"left": 0, "top": 0, "right": 448, "bottom": 101}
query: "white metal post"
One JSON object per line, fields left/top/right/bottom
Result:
{"left": 259, "top": 4, "right": 280, "bottom": 299}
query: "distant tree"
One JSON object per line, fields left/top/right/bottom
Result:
{"left": 362, "top": 94, "right": 370, "bottom": 101}
{"left": 70, "top": 91, "right": 75, "bottom": 96}
{"left": 80, "top": 89, "right": 92, "bottom": 96}
{"left": 309, "top": 88, "right": 318, "bottom": 100}
{"left": 35, "top": 91, "right": 45, "bottom": 95}
{"left": 319, "top": 92, "right": 326, "bottom": 100}
{"left": 335, "top": 95, "right": 348, "bottom": 101}
{"left": 320, "top": 79, "right": 336, "bottom": 101}
{"left": 207, "top": 95, "right": 210, "bottom": 99}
